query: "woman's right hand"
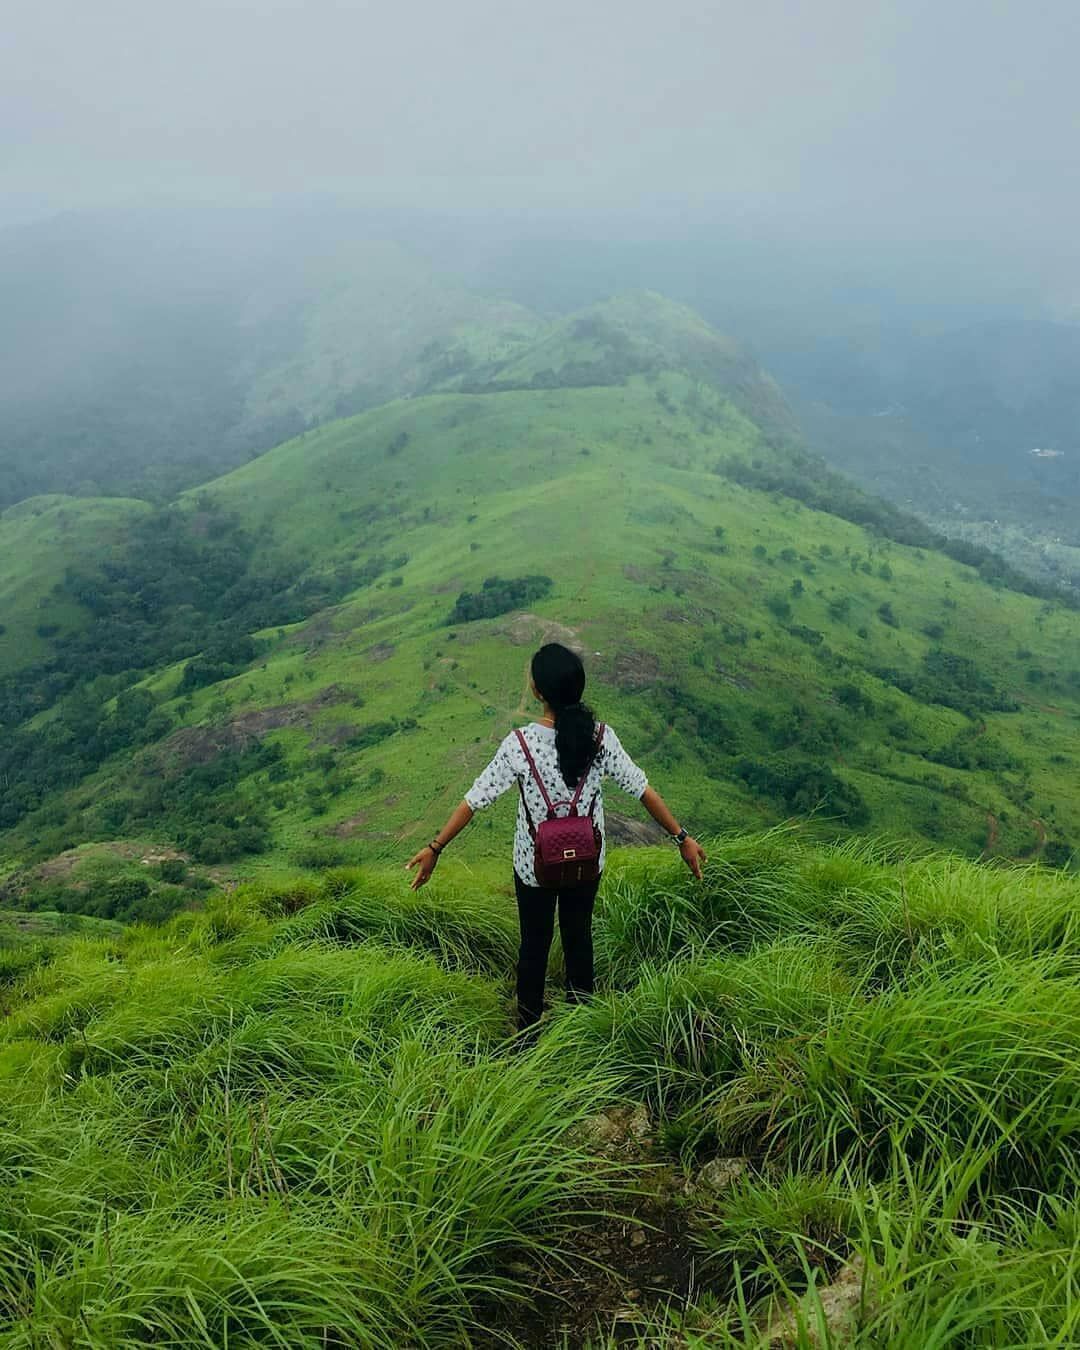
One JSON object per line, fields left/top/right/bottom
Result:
{"left": 405, "top": 846, "right": 439, "bottom": 891}
{"left": 679, "top": 836, "right": 707, "bottom": 881}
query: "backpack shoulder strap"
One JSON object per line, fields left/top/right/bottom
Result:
{"left": 514, "top": 728, "right": 556, "bottom": 819}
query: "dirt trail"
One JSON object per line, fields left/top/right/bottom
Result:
{"left": 1020, "top": 818, "right": 1048, "bottom": 861}
{"left": 474, "top": 1106, "right": 715, "bottom": 1349}
{"left": 1013, "top": 692, "right": 1066, "bottom": 716}
{"left": 984, "top": 813, "right": 1049, "bottom": 862}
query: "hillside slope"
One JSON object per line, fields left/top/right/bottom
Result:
{"left": 0, "top": 217, "right": 539, "bottom": 505}
{"left": 180, "top": 378, "right": 1080, "bottom": 869}
{"left": 0, "top": 217, "right": 796, "bottom": 512}
{"left": 234, "top": 238, "right": 540, "bottom": 434}
{"left": 3, "top": 296, "right": 1079, "bottom": 916}
{"left": 0, "top": 494, "right": 151, "bottom": 677}
{"left": 427, "top": 292, "right": 797, "bottom": 443}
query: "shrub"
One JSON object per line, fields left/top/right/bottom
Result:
{"left": 735, "top": 756, "right": 870, "bottom": 826}
{"left": 834, "top": 682, "right": 875, "bottom": 716}
{"left": 447, "top": 575, "right": 554, "bottom": 624}
{"left": 103, "top": 875, "right": 151, "bottom": 911}
{"left": 874, "top": 648, "right": 1018, "bottom": 717}
{"left": 347, "top": 720, "right": 400, "bottom": 751}
{"left": 292, "top": 840, "right": 349, "bottom": 870}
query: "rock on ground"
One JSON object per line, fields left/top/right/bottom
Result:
{"left": 764, "top": 1255, "right": 868, "bottom": 1348}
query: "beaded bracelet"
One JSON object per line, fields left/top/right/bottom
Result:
{"left": 429, "top": 839, "right": 444, "bottom": 855}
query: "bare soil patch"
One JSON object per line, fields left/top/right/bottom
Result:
{"left": 3, "top": 840, "right": 192, "bottom": 901}
{"left": 312, "top": 721, "right": 359, "bottom": 748}
{"left": 161, "top": 686, "right": 349, "bottom": 768}
{"left": 330, "top": 810, "right": 369, "bottom": 839}
{"left": 1019, "top": 817, "right": 1048, "bottom": 861}
{"left": 982, "top": 811, "right": 1000, "bottom": 857}
{"left": 1012, "top": 691, "right": 1066, "bottom": 715}
{"left": 285, "top": 610, "right": 341, "bottom": 649}
{"left": 474, "top": 1105, "right": 707, "bottom": 1349}
{"left": 503, "top": 612, "right": 584, "bottom": 652}
{"left": 287, "top": 607, "right": 388, "bottom": 652}
{"left": 715, "top": 663, "right": 755, "bottom": 691}
{"left": 608, "top": 648, "right": 661, "bottom": 691}
{"left": 662, "top": 604, "right": 717, "bottom": 627}
{"left": 431, "top": 576, "right": 463, "bottom": 594}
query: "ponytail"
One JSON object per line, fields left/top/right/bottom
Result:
{"left": 530, "top": 643, "right": 596, "bottom": 787}
{"left": 553, "top": 699, "right": 596, "bottom": 788}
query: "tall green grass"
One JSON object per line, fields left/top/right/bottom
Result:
{"left": 4, "top": 835, "right": 1080, "bottom": 1344}
{"left": 0, "top": 897, "right": 619, "bottom": 1345}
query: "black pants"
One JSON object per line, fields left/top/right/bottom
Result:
{"left": 514, "top": 871, "right": 601, "bottom": 1030}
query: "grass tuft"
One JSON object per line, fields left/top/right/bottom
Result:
{"left": 4, "top": 836, "right": 1080, "bottom": 1343}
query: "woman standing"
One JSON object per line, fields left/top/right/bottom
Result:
{"left": 406, "top": 643, "right": 706, "bottom": 1031}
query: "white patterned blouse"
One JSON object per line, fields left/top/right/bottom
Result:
{"left": 464, "top": 722, "right": 648, "bottom": 886}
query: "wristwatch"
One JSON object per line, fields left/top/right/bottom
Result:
{"left": 672, "top": 828, "right": 689, "bottom": 846}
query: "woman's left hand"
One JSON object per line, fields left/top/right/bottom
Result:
{"left": 405, "top": 846, "right": 439, "bottom": 891}
{"left": 680, "top": 837, "right": 707, "bottom": 881}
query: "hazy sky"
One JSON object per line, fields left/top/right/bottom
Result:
{"left": 3, "top": 0, "right": 1079, "bottom": 255}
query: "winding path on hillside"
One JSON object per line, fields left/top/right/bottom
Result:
{"left": 983, "top": 811, "right": 1050, "bottom": 861}
{"left": 1020, "top": 817, "right": 1048, "bottom": 861}
{"left": 982, "top": 811, "right": 1000, "bottom": 857}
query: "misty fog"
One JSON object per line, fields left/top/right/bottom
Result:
{"left": 3, "top": 0, "right": 1079, "bottom": 273}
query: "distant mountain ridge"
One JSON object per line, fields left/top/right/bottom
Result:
{"left": 0, "top": 214, "right": 791, "bottom": 508}
{"left": 0, "top": 217, "right": 540, "bottom": 506}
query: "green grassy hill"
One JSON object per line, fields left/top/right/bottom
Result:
{"left": 2, "top": 294, "right": 1079, "bottom": 919}
{"left": 430, "top": 292, "right": 797, "bottom": 441}
{"left": 0, "top": 220, "right": 541, "bottom": 506}
{"left": 236, "top": 238, "right": 542, "bottom": 432}
{"left": 0, "top": 494, "right": 151, "bottom": 677}
{"left": 5, "top": 837, "right": 1080, "bottom": 1345}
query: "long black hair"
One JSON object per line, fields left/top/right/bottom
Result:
{"left": 531, "top": 643, "right": 596, "bottom": 787}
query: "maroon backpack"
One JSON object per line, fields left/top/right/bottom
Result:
{"left": 515, "top": 724, "right": 605, "bottom": 888}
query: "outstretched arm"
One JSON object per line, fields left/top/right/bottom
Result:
{"left": 405, "top": 799, "right": 474, "bottom": 891}
{"left": 602, "top": 727, "right": 707, "bottom": 881}
{"left": 640, "top": 786, "right": 707, "bottom": 880}
{"left": 406, "top": 735, "right": 518, "bottom": 891}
